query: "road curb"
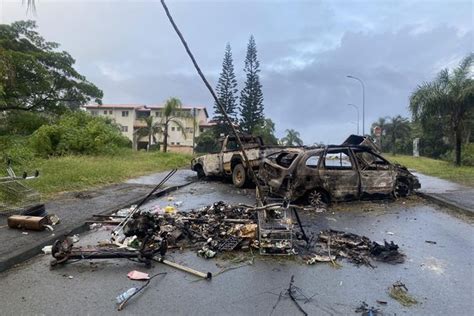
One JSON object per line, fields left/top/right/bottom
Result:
{"left": 0, "top": 182, "right": 193, "bottom": 273}
{"left": 416, "top": 191, "right": 473, "bottom": 217}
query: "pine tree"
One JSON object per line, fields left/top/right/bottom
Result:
{"left": 240, "top": 35, "right": 264, "bottom": 134}
{"left": 213, "top": 43, "right": 238, "bottom": 136}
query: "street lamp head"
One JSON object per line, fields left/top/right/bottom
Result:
{"left": 347, "top": 75, "right": 354, "bottom": 79}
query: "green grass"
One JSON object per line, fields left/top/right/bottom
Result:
{"left": 384, "top": 154, "right": 474, "bottom": 187}
{"left": 3, "top": 150, "right": 191, "bottom": 199}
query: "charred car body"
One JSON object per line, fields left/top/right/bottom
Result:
{"left": 259, "top": 145, "right": 420, "bottom": 206}
{"left": 191, "top": 134, "right": 295, "bottom": 188}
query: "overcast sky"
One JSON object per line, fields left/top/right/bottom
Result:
{"left": 1, "top": 0, "right": 472, "bottom": 144}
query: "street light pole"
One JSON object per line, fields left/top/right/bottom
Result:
{"left": 347, "top": 75, "right": 365, "bottom": 135}
{"left": 347, "top": 103, "right": 360, "bottom": 135}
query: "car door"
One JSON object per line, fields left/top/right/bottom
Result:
{"left": 319, "top": 148, "right": 360, "bottom": 200}
{"left": 353, "top": 149, "right": 395, "bottom": 196}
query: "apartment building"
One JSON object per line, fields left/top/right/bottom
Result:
{"left": 83, "top": 104, "right": 210, "bottom": 153}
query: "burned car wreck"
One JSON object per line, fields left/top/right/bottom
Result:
{"left": 259, "top": 145, "right": 420, "bottom": 206}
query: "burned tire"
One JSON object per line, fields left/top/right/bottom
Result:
{"left": 232, "top": 164, "right": 247, "bottom": 188}
{"left": 394, "top": 179, "right": 410, "bottom": 198}
{"left": 306, "top": 189, "right": 329, "bottom": 208}
{"left": 195, "top": 165, "right": 205, "bottom": 179}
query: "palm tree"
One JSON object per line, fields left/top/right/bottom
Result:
{"left": 161, "top": 97, "right": 186, "bottom": 153}
{"left": 410, "top": 54, "right": 473, "bottom": 165}
{"left": 385, "top": 115, "right": 411, "bottom": 155}
{"left": 137, "top": 116, "right": 162, "bottom": 152}
{"left": 281, "top": 129, "right": 303, "bottom": 146}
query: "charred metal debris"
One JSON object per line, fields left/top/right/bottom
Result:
{"left": 52, "top": 200, "right": 404, "bottom": 271}
{"left": 304, "top": 229, "right": 405, "bottom": 268}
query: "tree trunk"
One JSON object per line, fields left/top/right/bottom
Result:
{"left": 147, "top": 133, "right": 151, "bottom": 152}
{"left": 391, "top": 134, "right": 396, "bottom": 155}
{"left": 163, "top": 123, "right": 168, "bottom": 153}
{"left": 455, "top": 126, "right": 462, "bottom": 166}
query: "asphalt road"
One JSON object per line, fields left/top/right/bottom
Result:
{"left": 0, "top": 180, "right": 473, "bottom": 315}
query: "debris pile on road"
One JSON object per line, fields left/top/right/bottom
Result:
{"left": 151, "top": 201, "right": 259, "bottom": 256}
{"left": 305, "top": 229, "right": 405, "bottom": 267}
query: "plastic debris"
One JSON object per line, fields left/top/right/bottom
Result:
{"left": 42, "top": 245, "right": 52, "bottom": 254}
{"left": 197, "top": 246, "right": 216, "bottom": 259}
{"left": 127, "top": 270, "right": 150, "bottom": 280}
{"left": 49, "top": 214, "right": 60, "bottom": 225}
{"left": 71, "top": 234, "right": 80, "bottom": 243}
{"left": 164, "top": 205, "right": 176, "bottom": 213}
{"left": 116, "top": 287, "right": 138, "bottom": 304}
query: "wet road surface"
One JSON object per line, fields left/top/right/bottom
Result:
{"left": 0, "top": 180, "right": 473, "bottom": 315}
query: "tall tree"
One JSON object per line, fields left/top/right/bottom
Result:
{"left": 0, "top": 21, "right": 102, "bottom": 113}
{"left": 252, "top": 118, "right": 278, "bottom": 145}
{"left": 410, "top": 54, "right": 473, "bottom": 165}
{"left": 281, "top": 129, "right": 304, "bottom": 146}
{"left": 385, "top": 115, "right": 411, "bottom": 155}
{"left": 161, "top": 97, "right": 186, "bottom": 153}
{"left": 240, "top": 35, "right": 264, "bottom": 133}
{"left": 214, "top": 43, "right": 238, "bottom": 136}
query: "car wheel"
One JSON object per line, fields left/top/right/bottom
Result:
{"left": 195, "top": 165, "right": 205, "bottom": 179}
{"left": 307, "top": 189, "right": 329, "bottom": 208}
{"left": 394, "top": 179, "right": 410, "bottom": 198}
{"left": 232, "top": 164, "right": 247, "bottom": 188}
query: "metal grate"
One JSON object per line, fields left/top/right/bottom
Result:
{"left": 258, "top": 206, "right": 294, "bottom": 255}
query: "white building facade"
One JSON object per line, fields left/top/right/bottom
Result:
{"left": 83, "top": 104, "right": 210, "bottom": 154}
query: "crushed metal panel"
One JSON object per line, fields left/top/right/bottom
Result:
{"left": 201, "top": 154, "right": 221, "bottom": 176}
{"left": 342, "top": 134, "right": 380, "bottom": 153}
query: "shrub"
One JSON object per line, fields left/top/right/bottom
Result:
{"left": 0, "top": 136, "right": 35, "bottom": 169}
{"left": 441, "top": 143, "right": 474, "bottom": 166}
{"left": 29, "top": 111, "right": 130, "bottom": 157}
{"left": 195, "top": 129, "right": 219, "bottom": 153}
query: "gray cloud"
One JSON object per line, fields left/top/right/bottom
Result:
{"left": 1, "top": 0, "right": 472, "bottom": 143}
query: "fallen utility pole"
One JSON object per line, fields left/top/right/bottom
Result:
{"left": 160, "top": 0, "right": 263, "bottom": 206}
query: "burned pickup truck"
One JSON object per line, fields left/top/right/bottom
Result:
{"left": 191, "top": 134, "right": 293, "bottom": 188}
{"left": 259, "top": 145, "right": 420, "bottom": 206}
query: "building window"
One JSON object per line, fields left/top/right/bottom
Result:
{"left": 155, "top": 111, "right": 161, "bottom": 117}
{"left": 103, "top": 110, "right": 107, "bottom": 115}
{"left": 176, "top": 142, "right": 180, "bottom": 145}
{"left": 177, "top": 127, "right": 181, "bottom": 132}
{"left": 199, "top": 128, "right": 204, "bottom": 133}
{"left": 122, "top": 111, "right": 129, "bottom": 117}
{"left": 109, "top": 110, "right": 113, "bottom": 115}
{"left": 171, "top": 142, "right": 175, "bottom": 145}
{"left": 90, "top": 110, "right": 98, "bottom": 116}
{"left": 171, "top": 127, "right": 175, "bottom": 131}
{"left": 121, "top": 126, "right": 128, "bottom": 132}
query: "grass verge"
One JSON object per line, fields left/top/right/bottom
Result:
{"left": 2, "top": 150, "right": 191, "bottom": 199}
{"left": 385, "top": 154, "right": 474, "bottom": 187}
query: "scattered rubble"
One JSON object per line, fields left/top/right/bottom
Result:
{"left": 389, "top": 281, "right": 418, "bottom": 307}
{"left": 304, "top": 229, "right": 405, "bottom": 267}
{"left": 355, "top": 301, "right": 381, "bottom": 316}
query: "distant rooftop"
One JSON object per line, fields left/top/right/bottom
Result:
{"left": 84, "top": 104, "right": 208, "bottom": 117}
